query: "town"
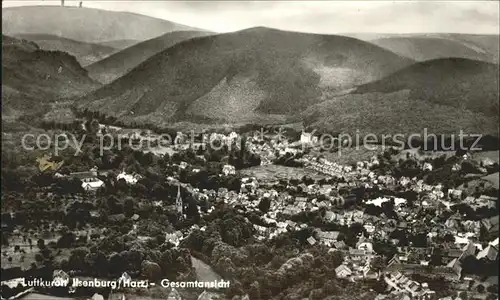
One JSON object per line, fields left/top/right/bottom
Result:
{"left": 1, "top": 123, "right": 499, "bottom": 300}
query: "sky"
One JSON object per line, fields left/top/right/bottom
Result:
{"left": 3, "top": 1, "right": 499, "bottom": 34}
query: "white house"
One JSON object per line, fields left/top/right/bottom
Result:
{"left": 81, "top": 177, "right": 104, "bottom": 191}
{"left": 165, "top": 231, "right": 183, "bottom": 247}
{"left": 222, "top": 164, "right": 236, "bottom": 176}
{"left": 422, "top": 162, "right": 433, "bottom": 171}
{"left": 52, "top": 270, "right": 70, "bottom": 286}
{"left": 358, "top": 242, "right": 374, "bottom": 253}
{"left": 335, "top": 265, "right": 352, "bottom": 278}
{"left": 228, "top": 131, "right": 239, "bottom": 141}
{"left": 118, "top": 272, "right": 132, "bottom": 286}
{"left": 300, "top": 132, "right": 318, "bottom": 144}
{"left": 117, "top": 171, "right": 142, "bottom": 185}
{"left": 307, "top": 236, "right": 317, "bottom": 246}
{"left": 447, "top": 189, "right": 463, "bottom": 200}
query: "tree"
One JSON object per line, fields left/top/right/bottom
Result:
{"left": 35, "top": 253, "right": 43, "bottom": 263}
{"left": 107, "top": 195, "right": 123, "bottom": 214}
{"left": 57, "top": 232, "right": 75, "bottom": 248}
{"left": 37, "top": 239, "right": 46, "bottom": 250}
{"left": 410, "top": 233, "right": 428, "bottom": 248}
{"left": 430, "top": 247, "right": 443, "bottom": 266}
{"left": 68, "top": 247, "right": 90, "bottom": 272}
{"left": 249, "top": 281, "right": 261, "bottom": 300}
{"left": 328, "top": 250, "right": 344, "bottom": 268}
{"left": 486, "top": 285, "right": 498, "bottom": 294}
{"left": 370, "top": 256, "right": 385, "bottom": 277}
{"left": 156, "top": 234, "right": 166, "bottom": 246}
{"left": 443, "top": 233, "right": 455, "bottom": 243}
{"left": 258, "top": 197, "right": 271, "bottom": 213}
{"left": 141, "top": 260, "right": 162, "bottom": 281}
{"left": 123, "top": 197, "right": 135, "bottom": 217}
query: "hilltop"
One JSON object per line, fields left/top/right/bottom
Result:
{"left": 15, "top": 34, "right": 117, "bottom": 66}
{"left": 302, "top": 58, "right": 499, "bottom": 136}
{"left": 97, "top": 39, "right": 141, "bottom": 50}
{"left": 2, "top": 35, "right": 100, "bottom": 118}
{"left": 354, "top": 58, "right": 499, "bottom": 116}
{"left": 2, "top": 6, "right": 203, "bottom": 43}
{"left": 78, "top": 27, "right": 413, "bottom": 126}
{"left": 370, "top": 36, "right": 499, "bottom": 63}
{"left": 86, "top": 30, "right": 214, "bottom": 84}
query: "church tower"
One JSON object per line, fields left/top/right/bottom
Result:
{"left": 176, "top": 184, "right": 183, "bottom": 220}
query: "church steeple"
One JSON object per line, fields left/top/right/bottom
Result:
{"left": 176, "top": 184, "right": 183, "bottom": 219}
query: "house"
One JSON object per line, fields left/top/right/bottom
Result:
{"left": 445, "top": 217, "right": 461, "bottom": 232}
{"left": 333, "top": 241, "right": 347, "bottom": 250}
{"left": 116, "top": 171, "right": 142, "bottom": 185}
{"left": 357, "top": 241, "right": 374, "bottom": 253}
{"left": 81, "top": 177, "right": 105, "bottom": 191}
{"left": 462, "top": 220, "right": 481, "bottom": 234}
{"left": 482, "top": 216, "right": 499, "bottom": 235}
{"left": 53, "top": 270, "right": 70, "bottom": 285}
{"left": 386, "top": 263, "right": 460, "bottom": 281}
{"left": 295, "top": 197, "right": 308, "bottom": 209}
{"left": 37, "top": 154, "right": 64, "bottom": 173}
{"left": 69, "top": 169, "right": 97, "bottom": 180}
{"left": 422, "top": 162, "right": 433, "bottom": 171}
{"left": 363, "top": 224, "right": 376, "bottom": 233}
{"left": 168, "top": 287, "right": 182, "bottom": 300}
{"left": 254, "top": 225, "right": 270, "bottom": 237}
{"left": 307, "top": 236, "right": 317, "bottom": 246}
{"left": 443, "top": 248, "right": 465, "bottom": 261}
{"left": 324, "top": 211, "right": 339, "bottom": 222}
{"left": 447, "top": 189, "right": 463, "bottom": 200}
{"left": 165, "top": 231, "right": 183, "bottom": 247}
{"left": 228, "top": 131, "right": 239, "bottom": 141}
{"left": 384, "top": 271, "right": 425, "bottom": 298}
{"left": 283, "top": 206, "right": 301, "bottom": 216}
{"left": 118, "top": 272, "right": 132, "bottom": 285}
{"left": 461, "top": 242, "right": 477, "bottom": 258}
{"left": 446, "top": 258, "right": 462, "bottom": 276}
{"left": 316, "top": 230, "right": 340, "bottom": 246}
{"left": 197, "top": 290, "right": 220, "bottom": 300}
{"left": 300, "top": 132, "right": 318, "bottom": 144}
{"left": 388, "top": 254, "right": 404, "bottom": 267}
{"left": 222, "top": 164, "right": 236, "bottom": 176}
{"left": 348, "top": 248, "right": 368, "bottom": 260}
{"left": 476, "top": 245, "right": 498, "bottom": 261}
{"left": 335, "top": 264, "right": 352, "bottom": 278}
{"left": 91, "top": 294, "right": 105, "bottom": 300}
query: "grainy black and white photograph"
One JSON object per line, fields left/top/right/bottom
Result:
{"left": 1, "top": 1, "right": 499, "bottom": 299}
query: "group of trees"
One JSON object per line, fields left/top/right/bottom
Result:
{"left": 181, "top": 206, "right": 380, "bottom": 300}
{"left": 374, "top": 147, "right": 498, "bottom": 190}
{"left": 176, "top": 204, "right": 388, "bottom": 299}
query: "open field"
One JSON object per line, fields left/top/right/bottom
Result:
{"left": 473, "top": 151, "right": 500, "bottom": 163}
{"left": 482, "top": 172, "right": 500, "bottom": 190}
{"left": 21, "top": 294, "right": 79, "bottom": 300}
{"left": 311, "top": 146, "right": 384, "bottom": 165}
{"left": 1, "top": 232, "right": 61, "bottom": 270}
{"left": 239, "top": 164, "right": 326, "bottom": 181}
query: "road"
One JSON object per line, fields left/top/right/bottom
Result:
{"left": 190, "top": 256, "right": 222, "bottom": 282}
